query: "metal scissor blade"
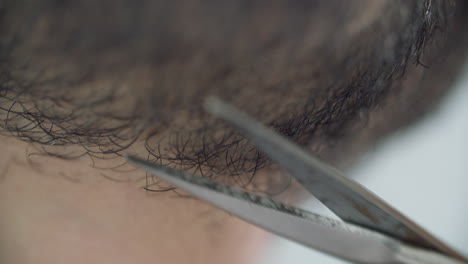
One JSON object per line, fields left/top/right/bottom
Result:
{"left": 126, "top": 156, "right": 412, "bottom": 264}
{"left": 204, "top": 97, "right": 467, "bottom": 262}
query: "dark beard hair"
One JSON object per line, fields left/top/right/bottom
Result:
{"left": 0, "top": 0, "right": 466, "bottom": 193}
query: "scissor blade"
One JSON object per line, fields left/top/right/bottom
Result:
{"left": 127, "top": 156, "right": 410, "bottom": 264}
{"left": 204, "top": 97, "right": 467, "bottom": 261}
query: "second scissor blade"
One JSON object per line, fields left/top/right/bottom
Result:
{"left": 204, "top": 97, "right": 464, "bottom": 260}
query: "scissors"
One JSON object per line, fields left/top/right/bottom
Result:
{"left": 127, "top": 97, "right": 468, "bottom": 264}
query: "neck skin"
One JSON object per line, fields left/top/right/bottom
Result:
{"left": 0, "top": 135, "right": 270, "bottom": 264}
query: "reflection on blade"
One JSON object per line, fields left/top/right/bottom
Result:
{"left": 126, "top": 156, "right": 406, "bottom": 264}
{"left": 204, "top": 97, "right": 466, "bottom": 262}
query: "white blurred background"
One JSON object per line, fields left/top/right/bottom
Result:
{"left": 258, "top": 65, "right": 468, "bottom": 264}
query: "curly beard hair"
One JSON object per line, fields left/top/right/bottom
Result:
{"left": 0, "top": 0, "right": 467, "bottom": 191}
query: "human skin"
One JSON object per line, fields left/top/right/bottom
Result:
{"left": 0, "top": 136, "right": 271, "bottom": 264}
{"left": 1, "top": 1, "right": 468, "bottom": 263}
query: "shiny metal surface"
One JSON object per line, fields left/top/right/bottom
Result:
{"left": 204, "top": 97, "right": 468, "bottom": 262}
{"left": 127, "top": 156, "right": 464, "bottom": 264}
